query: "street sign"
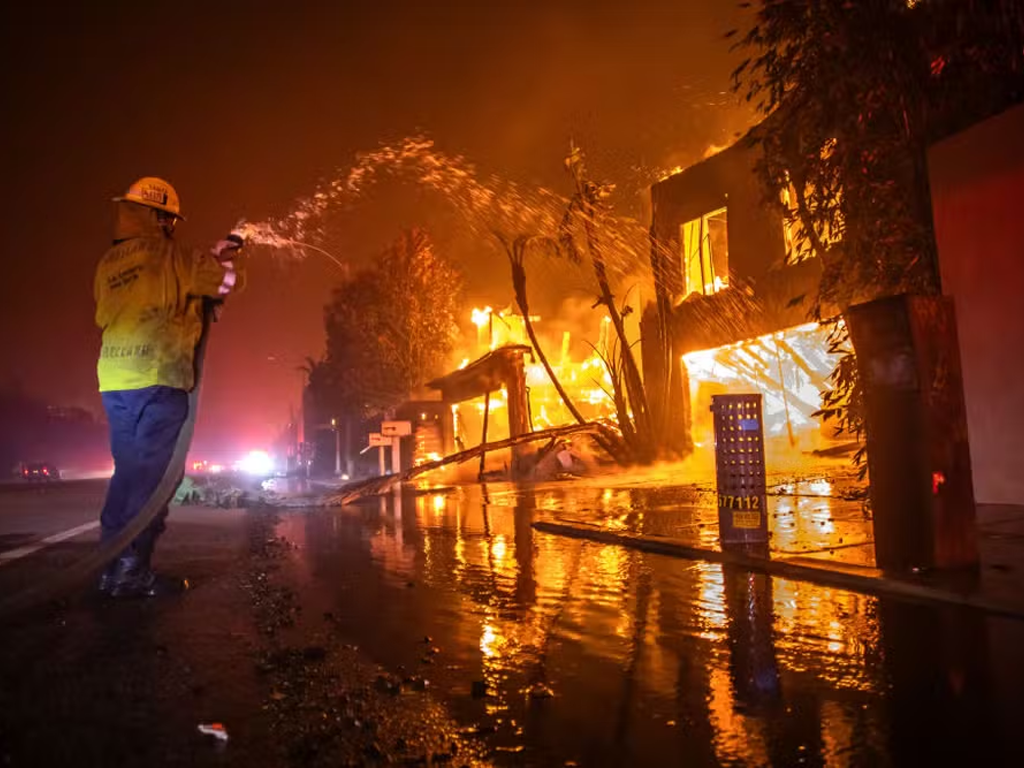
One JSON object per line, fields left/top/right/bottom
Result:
{"left": 381, "top": 420, "right": 412, "bottom": 437}
{"left": 368, "top": 433, "right": 392, "bottom": 447}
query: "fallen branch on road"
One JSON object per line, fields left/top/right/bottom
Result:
{"left": 323, "top": 422, "right": 622, "bottom": 506}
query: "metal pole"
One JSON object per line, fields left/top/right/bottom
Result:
{"left": 391, "top": 436, "right": 401, "bottom": 476}
{"left": 298, "top": 370, "right": 308, "bottom": 479}
{"left": 333, "top": 418, "right": 341, "bottom": 476}
{"left": 344, "top": 419, "right": 354, "bottom": 477}
{"left": 297, "top": 370, "right": 305, "bottom": 447}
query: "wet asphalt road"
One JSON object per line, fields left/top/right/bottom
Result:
{"left": 2, "top": 478, "right": 1024, "bottom": 766}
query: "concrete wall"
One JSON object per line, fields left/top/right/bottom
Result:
{"left": 928, "top": 103, "right": 1024, "bottom": 505}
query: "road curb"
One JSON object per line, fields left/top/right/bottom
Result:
{"left": 533, "top": 520, "right": 1024, "bottom": 621}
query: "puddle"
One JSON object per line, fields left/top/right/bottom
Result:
{"left": 275, "top": 482, "right": 1024, "bottom": 765}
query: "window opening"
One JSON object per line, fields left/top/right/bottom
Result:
{"left": 680, "top": 207, "right": 729, "bottom": 296}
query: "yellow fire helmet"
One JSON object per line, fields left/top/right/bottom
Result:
{"left": 113, "top": 176, "right": 185, "bottom": 220}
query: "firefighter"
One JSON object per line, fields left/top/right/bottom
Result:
{"left": 95, "top": 177, "right": 242, "bottom": 598}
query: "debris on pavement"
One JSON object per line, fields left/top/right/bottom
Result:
{"left": 197, "top": 722, "right": 229, "bottom": 742}
{"left": 240, "top": 510, "right": 491, "bottom": 766}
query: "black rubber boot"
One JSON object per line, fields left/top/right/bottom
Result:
{"left": 106, "top": 553, "right": 156, "bottom": 598}
{"left": 107, "top": 555, "right": 188, "bottom": 598}
{"left": 97, "top": 560, "right": 119, "bottom": 594}
{"left": 107, "top": 534, "right": 187, "bottom": 599}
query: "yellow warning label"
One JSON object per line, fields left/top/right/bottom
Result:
{"left": 733, "top": 511, "right": 762, "bottom": 529}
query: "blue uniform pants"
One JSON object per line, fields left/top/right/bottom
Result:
{"left": 99, "top": 386, "right": 189, "bottom": 554}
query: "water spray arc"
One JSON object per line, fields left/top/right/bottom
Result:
{"left": 231, "top": 221, "right": 347, "bottom": 273}
{"left": 227, "top": 135, "right": 658, "bottom": 294}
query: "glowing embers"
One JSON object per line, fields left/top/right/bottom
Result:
{"left": 683, "top": 322, "right": 840, "bottom": 445}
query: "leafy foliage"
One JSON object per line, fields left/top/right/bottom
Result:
{"left": 733, "top": 0, "right": 1024, "bottom": 460}
{"left": 736, "top": 0, "right": 939, "bottom": 312}
{"left": 311, "top": 229, "right": 462, "bottom": 419}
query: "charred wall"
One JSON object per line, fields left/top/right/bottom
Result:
{"left": 643, "top": 137, "right": 825, "bottom": 455}
{"left": 651, "top": 139, "right": 786, "bottom": 293}
{"left": 649, "top": 138, "right": 821, "bottom": 355}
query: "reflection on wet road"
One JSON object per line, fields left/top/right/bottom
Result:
{"left": 278, "top": 482, "right": 1024, "bottom": 766}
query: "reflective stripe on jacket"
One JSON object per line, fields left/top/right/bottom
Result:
{"left": 94, "top": 202, "right": 241, "bottom": 392}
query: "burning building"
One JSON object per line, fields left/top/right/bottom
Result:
{"left": 382, "top": 135, "right": 843, "bottom": 475}
{"left": 407, "top": 307, "right": 620, "bottom": 474}
{"left": 412, "top": 137, "right": 842, "bottom": 473}
{"left": 642, "top": 135, "right": 841, "bottom": 453}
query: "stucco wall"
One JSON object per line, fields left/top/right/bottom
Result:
{"left": 928, "top": 103, "right": 1024, "bottom": 505}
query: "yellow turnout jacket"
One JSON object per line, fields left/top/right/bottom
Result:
{"left": 95, "top": 203, "right": 240, "bottom": 392}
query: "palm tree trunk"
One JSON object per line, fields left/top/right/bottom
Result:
{"left": 581, "top": 211, "right": 652, "bottom": 449}
{"left": 509, "top": 257, "right": 588, "bottom": 426}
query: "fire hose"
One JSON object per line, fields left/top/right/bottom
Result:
{"left": 0, "top": 264, "right": 230, "bottom": 620}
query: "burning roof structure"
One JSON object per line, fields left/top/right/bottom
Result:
{"left": 402, "top": 306, "right": 622, "bottom": 475}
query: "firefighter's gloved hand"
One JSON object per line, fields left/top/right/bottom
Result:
{"left": 211, "top": 234, "right": 244, "bottom": 296}
{"left": 216, "top": 262, "right": 237, "bottom": 296}
{"left": 211, "top": 238, "right": 242, "bottom": 261}
{"left": 210, "top": 248, "right": 238, "bottom": 297}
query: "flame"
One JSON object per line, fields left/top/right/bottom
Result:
{"left": 703, "top": 143, "right": 730, "bottom": 159}
{"left": 684, "top": 322, "right": 839, "bottom": 444}
{"left": 657, "top": 165, "right": 686, "bottom": 182}
{"left": 471, "top": 306, "right": 493, "bottom": 328}
{"left": 443, "top": 307, "right": 619, "bottom": 455}
{"left": 413, "top": 309, "right": 837, "bottom": 469}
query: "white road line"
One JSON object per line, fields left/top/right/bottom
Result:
{"left": 0, "top": 521, "right": 101, "bottom": 566}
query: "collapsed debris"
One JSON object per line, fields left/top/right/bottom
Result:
{"left": 324, "top": 422, "right": 620, "bottom": 506}
{"left": 197, "top": 723, "right": 229, "bottom": 742}
{"left": 174, "top": 475, "right": 274, "bottom": 508}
